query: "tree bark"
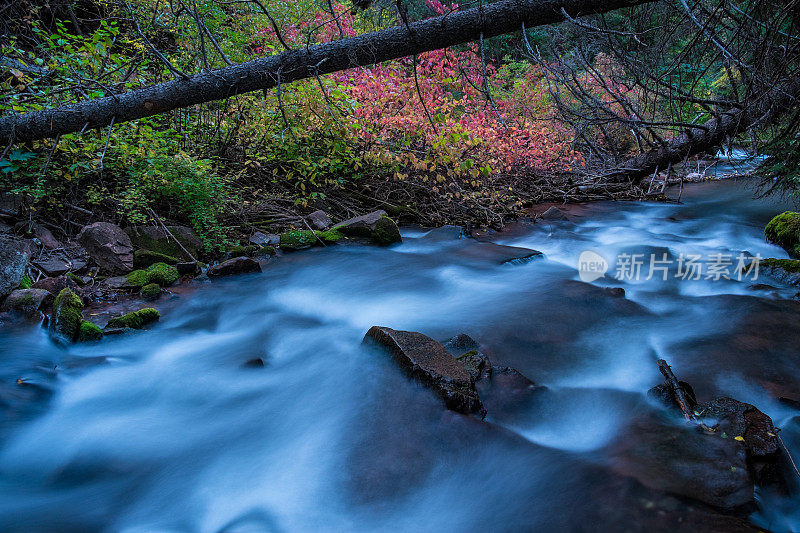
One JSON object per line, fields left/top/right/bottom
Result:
{"left": 0, "top": 0, "right": 654, "bottom": 144}
{"left": 608, "top": 78, "right": 800, "bottom": 183}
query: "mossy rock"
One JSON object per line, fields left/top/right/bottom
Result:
{"left": 231, "top": 245, "right": 256, "bottom": 257}
{"left": 126, "top": 226, "right": 201, "bottom": 261}
{"left": 319, "top": 229, "right": 345, "bottom": 243}
{"left": 106, "top": 308, "right": 160, "bottom": 330}
{"left": 280, "top": 230, "right": 317, "bottom": 250}
{"left": 50, "top": 288, "right": 83, "bottom": 342}
{"left": 279, "top": 229, "right": 345, "bottom": 251}
{"left": 125, "top": 269, "right": 151, "bottom": 289}
{"left": 140, "top": 283, "right": 161, "bottom": 300}
{"left": 761, "top": 258, "right": 800, "bottom": 273}
{"left": 78, "top": 320, "right": 103, "bottom": 342}
{"left": 146, "top": 262, "right": 179, "bottom": 286}
{"left": 134, "top": 249, "right": 179, "bottom": 269}
{"left": 765, "top": 212, "right": 800, "bottom": 256}
{"left": 65, "top": 272, "right": 85, "bottom": 286}
{"left": 373, "top": 215, "right": 402, "bottom": 246}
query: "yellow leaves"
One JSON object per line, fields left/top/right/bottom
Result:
{"left": 734, "top": 436, "right": 745, "bottom": 442}
{"left": 435, "top": 173, "right": 445, "bottom": 183}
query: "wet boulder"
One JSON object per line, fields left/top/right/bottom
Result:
{"left": 460, "top": 242, "right": 543, "bottom": 266}
{"left": 765, "top": 211, "right": 800, "bottom": 257}
{"left": 610, "top": 414, "right": 754, "bottom": 512}
{"left": 77, "top": 222, "right": 134, "bottom": 273}
{"left": 207, "top": 257, "right": 262, "bottom": 278}
{"left": 0, "top": 288, "right": 53, "bottom": 317}
{"left": 176, "top": 261, "right": 201, "bottom": 276}
{"left": 334, "top": 211, "right": 401, "bottom": 246}
{"left": 32, "top": 255, "right": 75, "bottom": 277}
{"left": 126, "top": 225, "right": 202, "bottom": 261}
{"left": 307, "top": 210, "right": 332, "bottom": 230}
{"left": 0, "top": 236, "right": 29, "bottom": 298}
{"left": 699, "top": 397, "right": 783, "bottom": 487}
{"left": 364, "top": 326, "right": 485, "bottom": 416}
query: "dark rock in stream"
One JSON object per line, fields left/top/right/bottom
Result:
{"left": 243, "top": 358, "right": 265, "bottom": 368}
{"left": 32, "top": 275, "right": 81, "bottom": 295}
{"left": 456, "top": 242, "right": 544, "bottom": 266}
{"left": 207, "top": 257, "right": 262, "bottom": 278}
{"left": 364, "top": 326, "right": 485, "bottom": 416}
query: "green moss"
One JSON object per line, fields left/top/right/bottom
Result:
{"left": 761, "top": 258, "right": 800, "bottom": 273}
{"left": 78, "top": 320, "right": 103, "bottom": 342}
{"left": 373, "top": 215, "right": 402, "bottom": 246}
{"left": 125, "top": 269, "right": 151, "bottom": 288}
{"left": 18, "top": 275, "right": 32, "bottom": 290}
{"left": 140, "top": 283, "right": 161, "bottom": 300}
{"left": 51, "top": 288, "right": 84, "bottom": 342}
{"left": 765, "top": 212, "right": 800, "bottom": 255}
{"left": 320, "top": 229, "right": 345, "bottom": 243}
{"left": 262, "top": 246, "right": 276, "bottom": 255}
{"left": 146, "top": 262, "right": 179, "bottom": 286}
{"left": 134, "top": 249, "right": 179, "bottom": 268}
{"left": 106, "top": 308, "right": 160, "bottom": 329}
{"left": 457, "top": 350, "right": 479, "bottom": 360}
{"left": 66, "top": 272, "right": 85, "bottom": 286}
{"left": 280, "top": 230, "right": 317, "bottom": 250}
{"left": 227, "top": 245, "right": 258, "bottom": 258}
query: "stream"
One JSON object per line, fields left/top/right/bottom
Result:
{"left": 1, "top": 178, "right": 799, "bottom": 532}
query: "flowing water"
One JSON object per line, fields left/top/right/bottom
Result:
{"left": 1, "top": 178, "right": 799, "bottom": 532}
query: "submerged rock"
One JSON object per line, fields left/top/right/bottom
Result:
{"left": 455, "top": 242, "right": 543, "bottom": 266}
{"left": 0, "top": 288, "right": 53, "bottom": 317}
{"left": 765, "top": 211, "right": 800, "bottom": 257}
{"left": 539, "top": 206, "right": 569, "bottom": 221}
{"left": 207, "top": 257, "right": 262, "bottom": 278}
{"left": 77, "top": 222, "right": 134, "bottom": 273}
{"left": 105, "top": 308, "right": 160, "bottom": 330}
{"left": 334, "top": 211, "right": 401, "bottom": 246}
{"left": 364, "top": 326, "right": 484, "bottom": 416}
{"left": 611, "top": 414, "right": 754, "bottom": 512}
{"left": 243, "top": 358, "right": 265, "bottom": 368}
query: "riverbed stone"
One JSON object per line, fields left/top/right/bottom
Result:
{"left": 126, "top": 225, "right": 202, "bottom": 261}
{"left": 77, "top": 222, "right": 134, "bottom": 274}
{"left": 207, "top": 257, "right": 262, "bottom": 278}
{"left": 32, "top": 275, "right": 80, "bottom": 295}
{"left": 0, "top": 236, "right": 28, "bottom": 298}
{"left": 364, "top": 326, "right": 485, "bottom": 416}
{"left": 334, "top": 211, "right": 401, "bottom": 246}
{"left": 0, "top": 288, "right": 53, "bottom": 316}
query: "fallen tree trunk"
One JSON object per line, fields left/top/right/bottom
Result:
{"left": 0, "top": 0, "right": 654, "bottom": 144}
{"left": 608, "top": 78, "right": 800, "bottom": 183}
